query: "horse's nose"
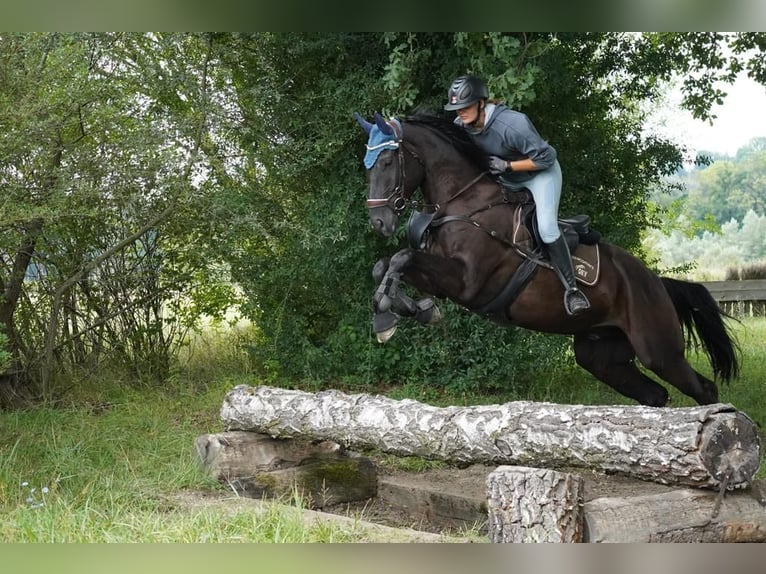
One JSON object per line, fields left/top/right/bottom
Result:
{"left": 371, "top": 217, "right": 386, "bottom": 235}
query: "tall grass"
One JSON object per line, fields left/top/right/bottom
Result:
{"left": 0, "top": 380, "right": 367, "bottom": 542}
{"left": 1, "top": 317, "right": 764, "bottom": 541}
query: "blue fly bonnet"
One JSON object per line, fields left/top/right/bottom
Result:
{"left": 354, "top": 112, "right": 402, "bottom": 169}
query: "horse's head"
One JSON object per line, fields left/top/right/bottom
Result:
{"left": 355, "top": 112, "right": 424, "bottom": 237}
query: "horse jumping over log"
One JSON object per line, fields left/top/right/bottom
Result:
{"left": 355, "top": 111, "right": 739, "bottom": 407}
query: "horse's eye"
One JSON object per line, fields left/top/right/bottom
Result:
{"left": 381, "top": 154, "right": 393, "bottom": 167}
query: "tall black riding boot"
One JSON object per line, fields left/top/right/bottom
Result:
{"left": 546, "top": 235, "right": 591, "bottom": 316}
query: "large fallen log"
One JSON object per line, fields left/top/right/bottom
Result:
{"left": 221, "top": 385, "right": 761, "bottom": 489}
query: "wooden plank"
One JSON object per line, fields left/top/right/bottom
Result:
{"left": 583, "top": 488, "right": 766, "bottom": 542}
{"left": 701, "top": 279, "right": 766, "bottom": 302}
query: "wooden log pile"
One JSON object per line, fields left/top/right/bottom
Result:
{"left": 220, "top": 384, "right": 760, "bottom": 489}
{"left": 486, "top": 466, "right": 766, "bottom": 543}
{"left": 200, "top": 384, "right": 765, "bottom": 542}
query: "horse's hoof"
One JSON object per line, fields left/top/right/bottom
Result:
{"left": 415, "top": 298, "right": 442, "bottom": 325}
{"left": 429, "top": 303, "right": 442, "bottom": 324}
{"left": 376, "top": 325, "right": 397, "bottom": 344}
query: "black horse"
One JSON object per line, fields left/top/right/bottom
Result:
{"left": 355, "top": 111, "right": 739, "bottom": 407}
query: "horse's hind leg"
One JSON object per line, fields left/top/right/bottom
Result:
{"left": 573, "top": 328, "right": 669, "bottom": 407}
{"left": 639, "top": 351, "right": 719, "bottom": 405}
{"left": 625, "top": 321, "right": 719, "bottom": 405}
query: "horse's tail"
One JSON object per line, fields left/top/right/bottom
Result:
{"left": 661, "top": 277, "right": 740, "bottom": 383}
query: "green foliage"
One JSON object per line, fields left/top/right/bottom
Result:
{"left": 645, "top": 210, "right": 766, "bottom": 279}
{"left": 4, "top": 33, "right": 766, "bottom": 405}
{"left": 211, "top": 32, "right": 766, "bottom": 392}
{"left": 0, "top": 33, "right": 242, "bottom": 400}
{"left": 684, "top": 144, "right": 766, "bottom": 225}
{"left": 646, "top": 137, "right": 766, "bottom": 279}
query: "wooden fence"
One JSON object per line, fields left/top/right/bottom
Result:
{"left": 701, "top": 279, "right": 766, "bottom": 316}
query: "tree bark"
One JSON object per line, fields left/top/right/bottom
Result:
{"left": 487, "top": 466, "right": 584, "bottom": 543}
{"left": 583, "top": 488, "right": 766, "bottom": 542}
{"left": 221, "top": 385, "right": 760, "bottom": 489}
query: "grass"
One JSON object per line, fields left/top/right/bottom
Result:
{"left": 1, "top": 316, "right": 764, "bottom": 541}
{"left": 0, "top": 383, "right": 372, "bottom": 542}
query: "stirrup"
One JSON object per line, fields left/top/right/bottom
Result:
{"left": 564, "top": 288, "right": 590, "bottom": 316}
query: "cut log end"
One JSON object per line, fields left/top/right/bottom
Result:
{"left": 699, "top": 411, "right": 761, "bottom": 487}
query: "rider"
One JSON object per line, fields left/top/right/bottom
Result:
{"left": 444, "top": 74, "right": 590, "bottom": 316}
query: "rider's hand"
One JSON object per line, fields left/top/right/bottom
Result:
{"left": 488, "top": 156, "right": 508, "bottom": 174}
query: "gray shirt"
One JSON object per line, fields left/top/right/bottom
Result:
{"left": 455, "top": 103, "right": 557, "bottom": 184}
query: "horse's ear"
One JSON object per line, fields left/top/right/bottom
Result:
{"left": 354, "top": 112, "right": 373, "bottom": 134}
{"left": 374, "top": 112, "right": 394, "bottom": 136}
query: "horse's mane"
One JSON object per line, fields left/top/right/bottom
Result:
{"left": 405, "top": 113, "right": 490, "bottom": 172}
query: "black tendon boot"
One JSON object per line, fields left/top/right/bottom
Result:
{"left": 546, "top": 235, "right": 591, "bottom": 315}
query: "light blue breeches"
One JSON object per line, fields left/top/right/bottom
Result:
{"left": 524, "top": 159, "right": 563, "bottom": 244}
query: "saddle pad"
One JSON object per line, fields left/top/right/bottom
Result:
{"left": 571, "top": 244, "right": 600, "bottom": 286}
{"left": 512, "top": 204, "right": 600, "bottom": 286}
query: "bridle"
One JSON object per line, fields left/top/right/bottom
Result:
{"left": 364, "top": 118, "right": 489, "bottom": 217}
{"left": 364, "top": 122, "right": 423, "bottom": 216}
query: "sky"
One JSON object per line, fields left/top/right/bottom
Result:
{"left": 650, "top": 73, "right": 766, "bottom": 158}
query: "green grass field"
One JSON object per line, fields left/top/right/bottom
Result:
{"left": 0, "top": 317, "right": 763, "bottom": 542}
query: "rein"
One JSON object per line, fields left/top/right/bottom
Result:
{"left": 428, "top": 170, "right": 488, "bottom": 212}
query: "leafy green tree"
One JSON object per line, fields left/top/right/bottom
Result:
{"left": 681, "top": 142, "right": 766, "bottom": 227}
{"left": 0, "top": 33, "right": 239, "bottom": 403}
{"left": 686, "top": 161, "right": 746, "bottom": 223}
{"left": 4, "top": 32, "right": 766, "bottom": 405}
{"left": 213, "top": 32, "right": 766, "bottom": 393}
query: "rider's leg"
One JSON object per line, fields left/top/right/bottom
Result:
{"left": 546, "top": 234, "right": 590, "bottom": 315}
{"left": 526, "top": 160, "right": 590, "bottom": 315}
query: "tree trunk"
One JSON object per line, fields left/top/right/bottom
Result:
{"left": 487, "top": 466, "right": 584, "bottom": 543}
{"left": 221, "top": 385, "right": 760, "bottom": 489}
{"left": 0, "top": 217, "right": 44, "bottom": 406}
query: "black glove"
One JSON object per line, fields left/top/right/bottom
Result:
{"left": 488, "top": 156, "right": 507, "bottom": 174}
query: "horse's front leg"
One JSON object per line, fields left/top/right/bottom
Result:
{"left": 372, "top": 249, "right": 464, "bottom": 342}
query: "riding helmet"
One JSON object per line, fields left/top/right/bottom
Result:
{"left": 443, "top": 75, "right": 489, "bottom": 111}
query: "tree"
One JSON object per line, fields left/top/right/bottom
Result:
{"left": 0, "top": 33, "right": 239, "bottom": 404}
{"left": 4, "top": 33, "right": 766, "bottom": 406}
{"left": 214, "top": 33, "right": 766, "bottom": 393}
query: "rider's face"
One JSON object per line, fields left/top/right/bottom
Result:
{"left": 456, "top": 102, "right": 481, "bottom": 126}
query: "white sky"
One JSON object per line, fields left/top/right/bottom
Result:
{"left": 648, "top": 73, "right": 766, "bottom": 157}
